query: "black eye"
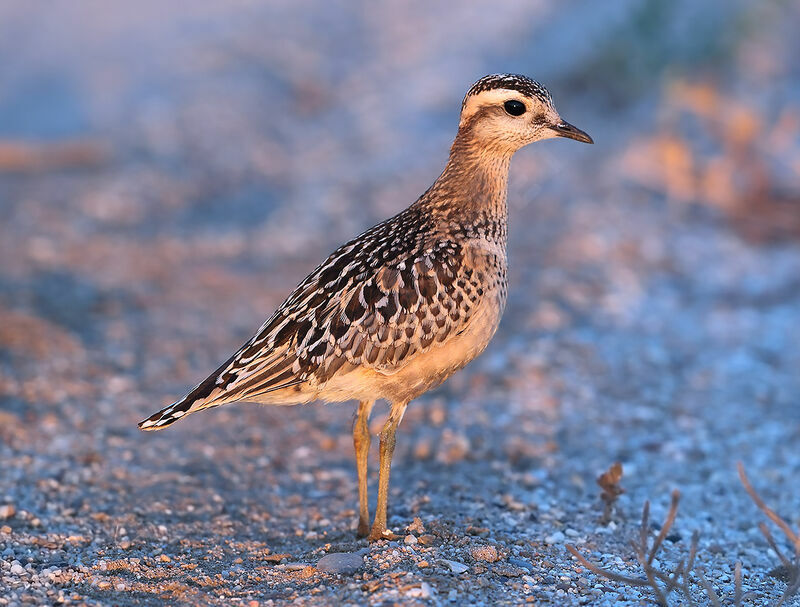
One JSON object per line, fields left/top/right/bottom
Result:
{"left": 503, "top": 100, "right": 526, "bottom": 116}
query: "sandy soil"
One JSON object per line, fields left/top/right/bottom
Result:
{"left": 1, "top": 1, "right": 800, "bottom": 605}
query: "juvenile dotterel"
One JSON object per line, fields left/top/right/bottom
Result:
{"left": 140, "top": 74, "right": 592, "bottom": 541}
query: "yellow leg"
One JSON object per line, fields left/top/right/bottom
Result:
{"left": 368, "top": 400, "right": 408, "bottom": 542}
{"left": 353, "top": 400, "right": 374, "bottom": 537}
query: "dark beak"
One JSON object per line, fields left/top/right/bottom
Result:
{"left": 551, "top": 120, "right": 594, "bottom": 144}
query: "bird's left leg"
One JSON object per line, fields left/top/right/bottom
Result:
{"left": 368, "top": 400, "right": 408, "bottom": 542}
{"left": 353, "top": 400, "right": 374, "bottom": 537}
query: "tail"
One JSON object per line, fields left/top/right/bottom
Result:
{"left": 138, "top": 394, "right": 204, "bottom": 431}
{"left": 138, "top": 357, "right": 235, "bottom": 431}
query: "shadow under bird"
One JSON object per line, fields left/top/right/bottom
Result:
{"left": 139, "top": 74, "right": 592, "bottom": 541}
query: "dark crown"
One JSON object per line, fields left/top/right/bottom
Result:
{"left": 463, "top": 74, "right": 553, "bottom": 108}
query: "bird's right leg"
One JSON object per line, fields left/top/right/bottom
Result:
{"left": 368, "top": 400, "right": 408, "bottom": 542}
{"left": 353, "top": 400, "right": 374, "bottom": 538}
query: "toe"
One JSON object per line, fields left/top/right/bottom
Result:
{"left": 368, "top": 529, "right": 399, "bottom": 542}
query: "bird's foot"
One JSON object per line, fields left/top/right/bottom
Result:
{"left": 356, "top": 520, "right": 370, "bottom": 538}
{"left": 367, "top": 527, "right": 400, "bottom": 542}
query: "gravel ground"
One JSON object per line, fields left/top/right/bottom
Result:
{"left": 1, "top": 1, "right": 800, "bottom": 605}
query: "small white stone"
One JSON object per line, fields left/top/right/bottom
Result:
{"left": 406, "top": 582, "right": 432, "bottom": 598}
{"left": 404, "top": 534, "right": 418, "bottom": 545}
{"left": 440, "top": 559, "right": 469, "bottom": 574}
{"left": 544, "top": 531, "right": 565, "bottom": 544}
{"left": 10, "top": 562, "right": 25, "bottom": 576}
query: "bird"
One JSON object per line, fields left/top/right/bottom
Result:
{"left": 139, "top": 74, "right": 592, "bottom": 541}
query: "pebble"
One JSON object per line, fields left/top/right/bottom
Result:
{"left": 10, "top": 562, "right": 25, "bottom": 576}
{"left": 470, "top": 545, "right": 499, "bottom": 562}
{"left": 440, "top": 559, "right": 469, "bottom": 574}
{"left": 406, "top": 582, "right": 433, "bottom": 598}
{"left": 316, "top": 553, "right": 364, "bottom": 575}
{"left": 544, "top": 531, "right": 565, "bottom": 544}
{"left": 493, "top": 563, "right": 524, "bottom": 577}
{"left": 508, "top": 557, "right": 534, "bottom": 572}
{"left": 407, "top": 517, "right": 425, "bottom": 534}
{"left": 0, "top": 504, "right": 15, "bottom": 519}
{"left": 404, "top": 534, "right": 418, "bottom": 545}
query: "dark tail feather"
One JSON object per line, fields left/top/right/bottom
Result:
{"left": 138, "top": 395, "right": 198, "bottom": 430}
{"left": 138, "top": 355, "right": 236, "bottom": 431}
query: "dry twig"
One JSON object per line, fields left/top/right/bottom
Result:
{"left": 568, "top": 465, "right": 796, "bottom": 606}
{"left": 738, "top": 462, "right": 800, "bottom": 606}
{"left": 597, "top": 462, "right": 625, "bottom": 523}
{"left": 568, "top": 488, "right": 749, "bottom": 606}
{"left": 694, "top": 567, "right": 722, "bottom": 607}
{"left": 568, "top": 489, "right": 687, "bottom": 606}
{"left": 734, "top": 561, "right": 743, "bottom": 607}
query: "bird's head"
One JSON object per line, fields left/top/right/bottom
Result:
{"left": 458, "top": 74, "right": 593, "bottom": 154}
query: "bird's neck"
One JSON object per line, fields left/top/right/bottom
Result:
{"left": 420, "top": 132, "right": 512, "bottom": 229}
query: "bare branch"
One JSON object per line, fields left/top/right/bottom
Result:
{"left": 694, "top": 567, "right": 722, "bottom": 607}
{"left": 632, "top": 545, "right": 669, "bottom": 606}
{"left": 738, "top": 462, "right": 799, "bottom": 548}
{"left": 568, "top": 467, "right": 799, "bottom": 607}
{"left": 567, "top": 491, "right": 692, "bottom": 607}
{"left": 738, "top": 462, "right": 800, "bottom": 607}
{"left": 734, "top": 561, "right": 742, "bottom": 607}
{"left": 759, "top": 522, "right": 792, "bottom": 569}
{"left": 638, "top": 500, "right": 651, "bottom": 559}
{"left": 566, "top": 544, "right": 652, "bottom": 587}
{"left": 649, "top": 490, "right": 681, "bottom": 565}
{"left": 686, "top": 530, "right": 699, "bottom": 572}
{"left": 777, "top": 575, "right": 800, "bottom": 607}
{"left": 644, "top": 567, "right": 669, "bottom": 606}
{"left": 777, "top": 580, "right": 799, "bottom": 607}
{"left": 660, "top": 558, "right": 685, "bottom": 596}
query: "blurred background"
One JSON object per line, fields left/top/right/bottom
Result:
{"left": 1, "top": 0, "right": 799, "bottom": 603}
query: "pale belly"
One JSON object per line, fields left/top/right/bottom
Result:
{"left": 379, "top": 298, "right": 504, "bottom": 402}
{"left": 317, "top": 286, "right": 506, "bottom": 405}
